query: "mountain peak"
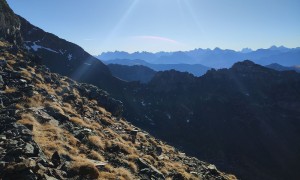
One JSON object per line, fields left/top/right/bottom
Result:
{"left": 240, "top": 47, "right": 253, "bottom": 53}
{"left": 230, "top": 60, "right": 263, "bottom": 72}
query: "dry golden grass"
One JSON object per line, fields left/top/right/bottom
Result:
{"left": 35, "top": 83, "right": 56, "bottom": 95}
{"left": 62, "top": 103, "right": 77, "bottom": 115}
{"left": 72, "top": 89, "right": 81, "bottom": 99}
{"left": 69, "top": 161, "right": 99, "bottom": 179}
{"left": 45, "top": 102, "right": 65, "bottom": 115}
{"left": 60, "top": 80, "right": 69, "bottom": 87}
{"left": 17, "top": 113, "right": 38, "bottom": 131}
{"left": 225, "top": 174, "right": 238, "bottom": 180}
{"left": 103, "top": 128, "right": 118, "bottom": 138}
{"left": 20, "top": 69, "right": 32, "bottom": 79}
{"left": 98, "top": 172, "right": 115, "bottom": 180}
{"left": 7, "top": 60, "right": 16, "bottom": 65}
{"left": 90, "top": 121, "right": 102, "bottom": 130}
{"left": 15, "top": 103, "right": 24, "bottom": 109}
{"left": 126, "top": 154, "right": 139, "bottom": 162}
{"left": 124, "top": 160, "right": 138, "bottom": 173}
{"left": 17, "top": 114, "right": 82, "bottom": 158}
{"left": 143, "top": 155, "right": 156, "bottom": 165}
{"left": 35, "top": 73, "right": 44, "bottom": 82}
{"left": 88, "top": 136, "right": 105, "bottom": 150}
{"left": 69, "top": 117, "right": 91, "bottom": 128}
{"left": 4, "top": 86, "right": 17, "bottom": 93}
{"left": 96, "top": 106, "right": 107, "bottom": 115}
{"left": 114, "top": 167, "right": 135, "bottom": 180}
{"left": 27, "top": 66, "right": 35, "bottom": 73}
{"left": 26, "top": 94, "right": 44, "bottom": 107}
{"left": 87, "top": 150, "right": 105, "bottom": 162}
{"left": 114, "top": 142, "right": 136, "bottom": 155}
{"left": 0, "top": 41, "right": 9, "bottom": 47}
{"left": 17, "top": 52, "right": 24, "bottom": 58}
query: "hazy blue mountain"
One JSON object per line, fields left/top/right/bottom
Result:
{"left": 240, "top": 48, "right": 253, "bottom": 53}
{"left": 103, "top": 59, "right": 211, "bottom": 77}
{"left": 266, "top": 63, "right": 300, "bottom": 73}
{"left": 107, "top": 64, "right": 156, "bottom": 83}
{"left": 97, "top": 46, "right": 300, "bottom": 68}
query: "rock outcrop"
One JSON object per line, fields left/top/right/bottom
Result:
{"left": 0, "top": 0, "right": 22, "bottom": 45}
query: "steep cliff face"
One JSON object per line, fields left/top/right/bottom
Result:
{"left": 0, "top": 0, "right": 22, "bottom": 45}
{"left": 0, "top": 39, "right": 236, "bottom": 179}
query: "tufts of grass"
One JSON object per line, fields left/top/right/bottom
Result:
{"left": 88, "top": 136, "right": 105, "bottom": 150}
{"left": 26, "top": 94, "right": 45, "bottom": 107}
{"left": 69, "top": 161, "right": 99, "bottom": 179}
{"left": 69, "top": 117, "right": 91, "bottom": 128}
{"left": 87, "top": 150, "right": 105, "bottom": 162}
{"left": 4, "top": 86, "right": 17, "bottom": 93}
{"left": 114, "top": 167, "right": 135, "bottom": 180}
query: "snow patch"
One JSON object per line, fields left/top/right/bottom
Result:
{"left": 68, "top": 54, "right": 73, "bottom": 61}
{"left": 27, "top": 41, "right": 59, "bottom": 53}
{"left": 59, "top": 49, "right": 67, "bottom": 54}
{"left": 166, "top": 113, "right": 171, "bottom": 119}
{"left": 84, "top": 63, "right": 92, "bottom": 66}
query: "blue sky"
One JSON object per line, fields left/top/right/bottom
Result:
{"left": 7, "top": 0, "right": 300, "bottom": 55}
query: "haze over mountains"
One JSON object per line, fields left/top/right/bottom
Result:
{"left": 2, "top": 0, "right": 300, "bottom": 180}
{"left": 97, "top": 46, "right": 300, "bottom": 69}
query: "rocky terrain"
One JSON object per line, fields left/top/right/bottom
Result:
{"left": 0, "top": 0, "right": 22, "bottom": 45}
{"left": 0, "top": 40, "right": 236, "bottom": 179}
{"left": 119, "top": 61, "right": 300, "bottom": 180}
{"left": 2, "top": 0, "right": 300, "bottom": 179}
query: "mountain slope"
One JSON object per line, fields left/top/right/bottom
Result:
{"left": 19, "top": 16, "right": 124, "bottom": 93}
{"left": 107, "top": 64, "right": 156, "bottom": 83}
{"left": 119, "top": 60, "right": 300, "bottom": 180}
{"left": 0, "top": 39, "right": 236, "bottom": 180}
{"left": 0, "top": 0, "right": 22, "bottom": 45}
{"left": 1, "top": 1, "right": 237, "bottom": 179}
{"left": 266, "top": 63, "right": 300, "bottom": 73}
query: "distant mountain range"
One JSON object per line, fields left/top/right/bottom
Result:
{"left": 97, "top": 46, "right": 300, "bottom": 68}
{"left": 104, "top": 59, "right": 210, "bottom": 77}
{"left": 2, "top": 0, "right": 300, "bottom": 179}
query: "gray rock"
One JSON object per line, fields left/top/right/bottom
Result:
{"left": 24, "top": 143, "right": 35, "bottom": 156}
{"left": 136, "top": 158, "right": 165, "bottom": 180}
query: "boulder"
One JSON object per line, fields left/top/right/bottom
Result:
{"left": 24, "top": 143, "right": 35, "bottom": 156}
{"left": 136, "top": 158, "right": 165, "bottom": 180}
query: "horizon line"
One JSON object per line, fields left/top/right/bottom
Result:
{"left": 93, "top": 45, "right": 300, "bottom": 56}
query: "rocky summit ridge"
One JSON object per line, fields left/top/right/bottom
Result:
{"left": 0, "top": 38, "right": 236, "bottom": 179}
